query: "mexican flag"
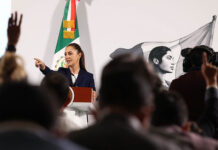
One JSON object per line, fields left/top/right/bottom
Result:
{"left": 110, "top": 16, "right": 217, "bottom": 81}
{"left": 52, "top": 0, "right": 80, "bottom": 70}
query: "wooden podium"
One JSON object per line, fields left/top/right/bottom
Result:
{"left": 67, "top": 87, "right": 93, "bottom": 112}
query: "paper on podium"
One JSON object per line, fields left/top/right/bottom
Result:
{"left": 67, "top": 87, "right": 94, "bottom": 112}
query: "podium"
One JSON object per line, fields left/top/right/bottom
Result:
{"left": 67, "top": 87, "right": 93, "bottom": 112}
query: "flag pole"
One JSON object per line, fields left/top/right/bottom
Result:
{"left": 210, "top": 15, "right": 217, "bottom": 46}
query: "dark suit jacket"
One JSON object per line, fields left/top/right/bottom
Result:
{"left": 41, "top": 66, "right": 96, "bottom": 91}
{"left": 67, "top": 114, "right": 180, "bottom": 150}
{"left": 169, "top": 69, "right": 206, "bottom": 121}
{"left": 170, "top": 68, "right": 218, "bottom": 138}
{"left": 198, "top": 87, "right": 218, "bottom": 138}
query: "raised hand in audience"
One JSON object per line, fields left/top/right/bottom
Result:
{"left": 7, "top": 12, "right": 23, "bottom": 52}
{"left": 34, "top": 58, "right": 46, "bottom": 70}
{"left": 201, "top": 52, "right": 217, "bottom": 87}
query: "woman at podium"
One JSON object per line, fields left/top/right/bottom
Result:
{"left": 35, "top": 43, "right": 96, "bottom": 128}
{"left": 34, "top": 43, "right": 96, "bottom": 94}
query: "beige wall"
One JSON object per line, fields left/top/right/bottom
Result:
{"left": 12, "top": 0, "right": 218, "bottom": 88}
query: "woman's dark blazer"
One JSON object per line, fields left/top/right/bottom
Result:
{"left": 41, "top": 66, "right": 96, "bottom": 91}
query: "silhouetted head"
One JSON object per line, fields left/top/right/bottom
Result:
{"left": 149, "top": 46, "right": 175, "bottom": 73}
{"left": 0, "top": 82, "right": 58, "bottom": 129}
{"left": 99, "top": 54, "right": 156, "bottom": 112}
{"left": 152, "top": 90, "right": 188, "bottom": 127}
{"left": 40, "top": 72, "right": 70, "bottom": 109}
{"left": 0, "top": 52, "right": 27, "bottom": 84}
{"left": 182, "top": 45, "right": 214, "bottom": 72}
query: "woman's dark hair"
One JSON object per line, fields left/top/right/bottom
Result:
{"left": 67, "top": 43, "right": 86, "bottom": 71}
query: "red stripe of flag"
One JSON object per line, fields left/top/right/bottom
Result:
{"left": 71, "top": 0, "right": 76, "bottom": 31}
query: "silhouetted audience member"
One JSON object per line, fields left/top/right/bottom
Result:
{"left": 0, "top": 12, "right": 27, "bottom": 85}
{"left": 0, "top": 82, "right": 85, "bottom": 150}
{"left": 41, "top": 72, "right": 85, "bottom": 136}
{"left": 0, "top": 52, "right": 27, "bottom": 84}
{"left": 152, "top": 54, "right": 218, "bottom": 149}
{"left": 170, "top": 45, "right": 215, "bottom": 121}
{"left": 68, "top": 54, "right": 180, "bottom": 150}
{"left": 41, "top": 72, "right": 71, "bottom": 109}
{"left": 5, "top": 12, "right": 22, "bottom": 53}
{"left": 152, "top": 90, "right": 218, "bottom": 150}
{"left": 152, "top": 91, "right": 188, "bottom": 128}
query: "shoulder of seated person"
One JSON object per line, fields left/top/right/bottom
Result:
{"left": 58, "top": 67, "right": 68, "bottom": 71}
{"left": 57, "top": 67, "right": 70, "bottom": 73}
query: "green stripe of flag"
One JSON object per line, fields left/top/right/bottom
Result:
{"left": 55, "top": 0, "right": 79, "bottom": 53}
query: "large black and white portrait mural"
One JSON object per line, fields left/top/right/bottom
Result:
{"left": 110, "top": 16, "right": 216, "bottom": 89}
